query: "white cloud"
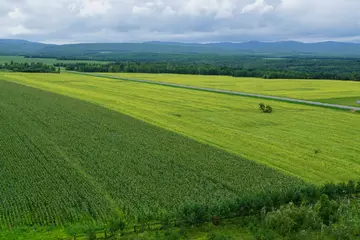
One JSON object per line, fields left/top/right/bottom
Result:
{"left": 132, "top": 0, "right": 170, "bottom": 15}
{"left": 241, "top": 0, "right": 274, "bottom": 14}
{"left": 8, "top": 25, "right": 37, "bottom": 35}
{"left": 180, "top": 0, "right": 236, "bottom": 18}
{"left": 69, "top": 0, "right": 112, "bottom": 17}
{"left": 0, "top": 0, "right": 360, "bottom": 43}
{"left": 8, "top": 8, "right": 25, "bottom": 20}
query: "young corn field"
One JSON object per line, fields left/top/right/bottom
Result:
{"left": 0, "top": 80, "right": 307, "bottom": 228}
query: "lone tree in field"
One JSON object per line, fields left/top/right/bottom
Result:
{"left": 259, "top": 103, "right": 266, "bottom": 112}
{"left": 259, "top": 103, "right": 273, "bottom": 113}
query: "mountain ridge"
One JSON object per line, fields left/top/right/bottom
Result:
{"left": 1, "top": 39, "right": 360, "bottom": 56}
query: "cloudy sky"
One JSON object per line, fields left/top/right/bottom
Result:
{"left": 1, "top": 0, "right": 360, "bottom": 44}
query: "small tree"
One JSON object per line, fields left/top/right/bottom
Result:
{"left": 265, "top": 105, "right": 273, "bottom": 113}
{"left": 259, "top": 103, "right": 273, "bottom": 113}
{"left": 259, "top": 103, "right": 266, "bottom": 112}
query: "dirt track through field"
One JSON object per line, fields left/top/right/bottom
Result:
{"left": 68, "top": 71, "right": 360, "bottom": 112}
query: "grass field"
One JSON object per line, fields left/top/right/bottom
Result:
{"left": 1, "top": 72, "right": 360, "bottom": 184}
{"left": 0, "top": 80, "right": 305, "bottom": 229}
{"left": 0, "top": 56, "right": 107, "bottom": 65}
{"left": 99, "top": 73, "right": 360, "bottom": 106}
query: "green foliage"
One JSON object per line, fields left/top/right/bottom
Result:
{"left": 265, "top": 203, "right": 321, "bottom": 236}
{"left": 208, "top": 232, "right": 233, "bottom": 240}
{"left": 86, "top": 229, "right": 97, "bottom": 240}
{"left": 0, "top": 61, "right": 58, "bottom": 73}
{"left": 109, "top": 219, "right": 127, "bottom": 235}
{"left": 180, "top": 204, "right": 211, "bottom": 225}
{"left": 163, "top": 230, "right": 181, "bottom": 240}
{"left": 0, "top": 56, "right": 108, "bottom": 65}
{"left": 315, "top": 195, "right": 339, "bottom": 225}
{"left": 330, "top": 200, "right": 360, "bottom": 240}
{"left": 250, "top": 227, "right": 278, "bottom": 240}
{"left": 356, "top": 180, "right": 360, "bottom": 193}
{"left": 212, "top": 216, "right": 221, "bottom": 226}
{"left": 59, "top": 58, "right": 360, "bottom": 81}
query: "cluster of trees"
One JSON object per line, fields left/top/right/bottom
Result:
{"left": 81, "top": 180, "right": 360, "bottom": 239}
{"left": 173, "top": 180, "right": 360, "bottom": 239}
{"left": 176, "top": 180, "right": 360, "bottom": 226}
{"left": 58, "top": 60, "right": 360, "bottom": 80}
{"left": 0, "top": 61, "right": 59, "bottom": 73}
{"left": 257, "top": 194, "right": 360, "bottom": 239}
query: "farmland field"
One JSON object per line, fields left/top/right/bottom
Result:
{"left": 0, "top": 80, "right": 305, "bottom": 228}
{"left": 1, "top": 72, "right": 360, "bottom": 184}
{"left": 99, "top": 73, "right": 360, "bottom": 106}
{"left": 0, "top": 55, "right": 107, "bottom": 64}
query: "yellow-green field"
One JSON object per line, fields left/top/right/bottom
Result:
{"left": 1, "top": 72, "right": 360, "bottom": 184}
{"left": 99, "top": 73, "right": 360, "bottom": 106}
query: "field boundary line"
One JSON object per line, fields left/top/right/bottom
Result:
{"left": 67, "top": 71, "right": 360, "bottom": 112}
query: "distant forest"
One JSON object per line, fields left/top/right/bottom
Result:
{"left": 58, "top": 57, "right": 360, "bottom": 81}
{"left": 0, "top": 61, "right": 59, "bottom": 73}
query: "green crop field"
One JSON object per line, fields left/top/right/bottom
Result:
{"left": 0, "top": 80, "right": 306, "bottom": 230}
{"left": 1, "top": 72, "right": 360, "bottom": 184}
{"left": 0, "top": 56, "right": 107, "bottom": 64}
{"left": 99, "top": 73, "right": 360, "bottom": 106}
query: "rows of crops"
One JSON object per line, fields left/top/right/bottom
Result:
{"left": 2, "top": 72, "right": 360, "bottom": 183}
{"left": 99, "top": 72, "right": 360, "bottom": 106}
{"left": 0, "top": 80, "right": 304, "bottom": 227}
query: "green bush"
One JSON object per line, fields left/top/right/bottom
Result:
{"left": 180, "top": 204, "right": 210, "bottom": 225}
{"left": 86, "top": 230, "right": 97, "bottom": 240}
{"left": 265, "top": 203, "right": 321, "bottom": 236}
{"left": 329, "top": 200, "right": 360, "bottom": 239}
{"left": 163, "top": 230, "right": 181, "bottom": 240}
{"left": 315, "top": 194, "right": 339, "bottom": 225}
{"left": 208, "top": 232, "right": 233, "bottom": 240}
{"left": 251, "top": 227, "right": 277, "bottom": 240}
{"left": 109, "top": 218, "right": 127, "bottom": 235}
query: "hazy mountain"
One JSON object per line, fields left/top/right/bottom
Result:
{"left": 1, "top": 39, "right": 360, "bottom": 57}
{"left": 0, "top": 39, "right": 47, "bottom": 55}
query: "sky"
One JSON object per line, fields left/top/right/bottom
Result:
{"left": 0, "top": 0, "right": 360, "bottom": 44}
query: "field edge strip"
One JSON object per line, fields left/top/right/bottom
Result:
{"left": 67, "top": 71, "right": 360, "bottom": 112}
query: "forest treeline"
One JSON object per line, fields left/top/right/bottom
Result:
{"left": 89, "top": 180, "right": 360, "bottom": 239}
{"left": 0, "top": 62, "right": 59, "bottom": 73}
{"left": 58, "top": 61, "right": 360, "bottom": 80}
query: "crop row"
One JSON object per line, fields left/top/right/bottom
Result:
{"left": 0, "top": 80, "right": 307, "bottom": 228}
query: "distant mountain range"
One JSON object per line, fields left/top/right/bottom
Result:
{"left": 1, "top": 39, "right": 360, "bottom": 57}
{"left": 0, "top": 39, "right": 48, "bottom": 55}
